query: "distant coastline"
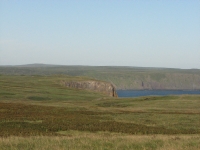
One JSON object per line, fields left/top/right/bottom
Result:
{"left": 1, "top": 64, "right": 200, "bottom": 90}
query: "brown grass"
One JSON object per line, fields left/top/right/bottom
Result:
{"left": 0, "top": 132, "right": 199, "bottom": 150}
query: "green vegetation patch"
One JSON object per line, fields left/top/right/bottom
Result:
{"left": 0, "top": 75, "right": 200, "bottom": 139}
{"left": 0, "top": 75, "right": 106, "bottom": 102}
{"left": 0, "top": 92, "right": 15, "bottom": 96}
{"left": 27, "top": 96, "right": 51, "bottom": 101}
{"left": 149, "top": 73, "right": 166, "bottom": 81}
{"left": 1, "top": 65, "right": 200, "bottom": 90}
{"left": 97, "top": 102, "right": 129, "bottom": 107}
{"left": 0, "top": 102, "right": 199, "bottom": 137}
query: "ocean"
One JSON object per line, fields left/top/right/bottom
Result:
{"left": 117, "top": 90, "right": 200, "bottom": 98}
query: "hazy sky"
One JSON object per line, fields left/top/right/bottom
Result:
{"left": 0, "top": 1, "right": 200, "bottom": 69}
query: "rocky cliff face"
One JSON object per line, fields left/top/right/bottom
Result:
{"left": 61, "top": 80, "right": 118, "bottom": 97}
{"left": 111, "top": 73, "right": 200, "bottom": 90}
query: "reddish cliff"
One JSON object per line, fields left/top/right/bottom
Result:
{"left": 61, "top": 80, "right": 118, "bottom": 97}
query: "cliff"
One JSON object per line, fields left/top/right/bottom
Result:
{"left": 1, "top": 65, "right": 200, "bottom": 90}
{"left": 97, "top": 73, "right": 200, "bottom": 90}
{"left": 61, "top": 80, "right": 118, "bottom": 97}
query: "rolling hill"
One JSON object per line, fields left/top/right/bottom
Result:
{"left": 1, "top": 64, "right": 200, "bottom": 90}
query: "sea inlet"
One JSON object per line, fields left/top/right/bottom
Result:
{"left": 117, "top": 90, "right": 200, "bottom": 98}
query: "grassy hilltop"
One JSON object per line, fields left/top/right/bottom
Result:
{"left": 1, "top": 64, "right": 200, "bottom": 90}
{"left": 0, "top": 75, "right": 200, "bottom": 149}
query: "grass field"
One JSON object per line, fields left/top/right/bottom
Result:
{"left": 0, "top": 75, "right": 200, "bottom": 149}
{"left": 1, "top": 134, "right": 200, "bottom": 150}
{"left": 1, "top": 65, "right": 200, "bottom": 90}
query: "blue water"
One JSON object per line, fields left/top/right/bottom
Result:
{"left": 117, "top": 90, "right": 200, "bottom": 98}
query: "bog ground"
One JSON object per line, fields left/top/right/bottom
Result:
{"left": 0, "top": 75, "right": 200, "bottom": 150}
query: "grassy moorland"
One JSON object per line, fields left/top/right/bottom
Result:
{"left": 1, "top": 134, "right": 200, "bottom": 150}
{"left": 1, "top": 64, "right": 200, "bottom": 90}
{"left": 0, "top": 75, "right": 200, "bottom": 149}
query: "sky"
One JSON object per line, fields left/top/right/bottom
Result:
{"left": 0, "top": 0, "right": 200, "bottom": 69}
